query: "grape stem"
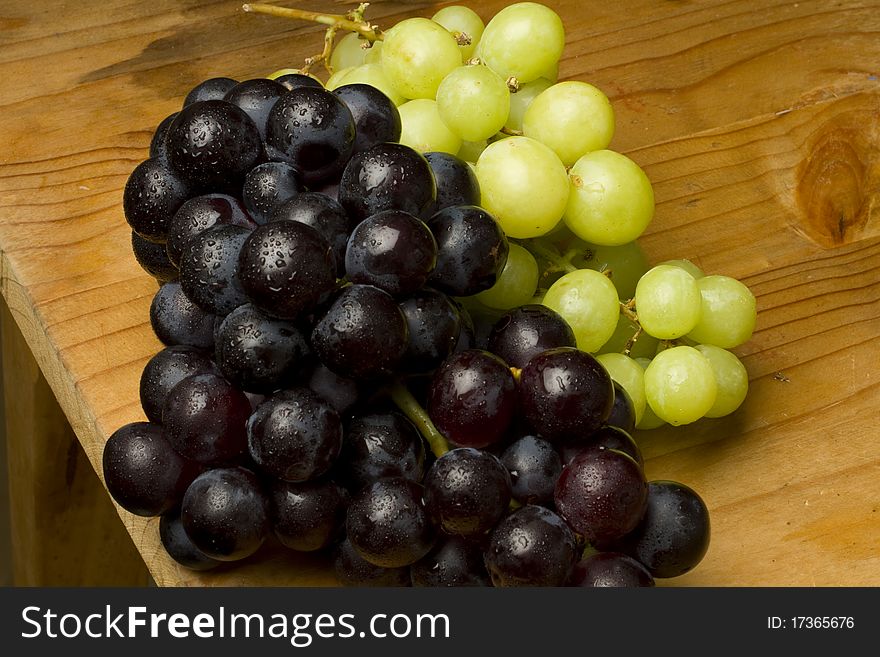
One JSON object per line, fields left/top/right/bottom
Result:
{"left": 526, "top": 239, "right": 578, "bottom": 275}
{"left": 242, "top": 2, "right": 382, "bottom": 73}
{"left": 619, "top": 299, "right": 638, "bottom": 323}
{"left": 389, "top": 382, "right": 450, "bottom": 459}
{"left": 623, "top": 325, "right": 642, "bottom": 356}
{"left": 242, "top": 3, "right": 383, "bottom": 41}
{"left": 452, "top": 31, "right": 473, "bottom": 46}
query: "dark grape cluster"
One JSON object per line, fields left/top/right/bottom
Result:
{"left": 108, "top": 72, "right": 711, "bottom": 588}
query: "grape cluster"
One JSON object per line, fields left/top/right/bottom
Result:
{"left": 104, "top": 2, "right": 752, "bottom": 587}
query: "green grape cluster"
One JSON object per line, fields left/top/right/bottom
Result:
{"left": 309, "top": 2, "right": 648, "bottom": 245}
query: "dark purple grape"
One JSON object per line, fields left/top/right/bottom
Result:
{"left": 422, "top": 152, "right": 480, "bottom": 218}
{"left": 426, "top": 205, "right": 509, "bottom": 296}
{"left": 487, "top": 305, "right": 577, "bottom": 369}
{"left": 102, "top": 422, "right": 199, "bottom": 517}
{"left": 411, "top": 535, "right": 491, "bottom": 587}
{"left": 150, "top": 111, "right": 179, "bottom": 163}
{"left": 398, "top": 288, "right": 461, "bottom": 374}
{"left": 159, "top": 508, "right": 222, "bottom": 571}
{"left": 183, "top": 77, "right": 238, "bottom": 106}
{"left": 247, "top": 387, "right": 343, "bottom": 482}
{"left": 423, "top": 448, "right": 511, "bottom": 537}
{"left": 333, "top": 83, "right": 402, "bottom": 153}
{"left": 485, "top": 505, "right": 578, "bottom": 587}
{"left": 519, "top": 347, "right": 614, "bottom": 443}
{"left": 569, "top": 552, "right": 654, "bottom": 587}
{"left": 214, "top": 303, "right": 311, "bottom": 393}
{"left": 345, "top": 210, "right": 437, "bottom": 296}
{"left": 178, "top": 223, "right": 251, "bottom": 317}
{"left": 560, "top": 425, "right": 644, "bottom": 469}
{"left": 340, "top": 412, "right": 426, "bottom": 490}
{"left": 604, "top": 480, "right": 711, "bottom": 578}
{"left": 181, "top": 466, "right": 270, "bottom": 561}
{"left": 223, "top": 78, "right": 287, "bottom": 139}
{"left": 139, "top": 345, "right": 219, "bottom": 424}
{"left": 310, "top": 284, "right": 408, "bottom": 380}
{"left": 271, "top": 479, "right": 348, "bottom": 552}
{"left": 150, "top": 282, "right": 216, "bottom": 349}
{"left": 166, "top": 193, "right": 254, "bottom": 268}
{"left": 241, "top": 161, "right": 303, "bottom": 225}
{"left": 131, "top": 232, "right": 178, "bottom": 283}
{"left": 427, "top": 349, "right": 516, "bottom": 449}
{"left": 237, "top": 221, "right": 336, "bottom": 320}
{"left": 275, "top": 73, "right": 324, "bottom": 92}
{"left": 554, "top": 448, "right": 648, "bottom": 545}
{"left": 334, "top": 538, "right": 411, "bottom": 587}
{"left": 163, "top": 372, "right": 252, "bottom": 465}
{"left": 124, "top": 157, "right": 192, "bottom": 242}
{"left": 606, "top": 381, "right": 637, "bottom": 435}
{"left": 500, "top": 435, "right": 562, "bottom": 506}
{"left": 247, "top": 388, "right": 342, "bottom": 482}
{"left": 307, "top": 362, "right": 362, "bottom": 415}
{"left": 346, "top": 477, "right": 435, "bottom": 568}
{"left": 338, "top": 142, "right": 436, "bottom": 223}
{"left": 165, "top": 100, "right": 263, "bottom": 194}
{"left": 265, "top": 87, "right": 356, "bottom": 185}
{"left": 271, "top": 192, "right": 354, "bottom": 277}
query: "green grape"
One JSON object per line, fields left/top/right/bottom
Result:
{"left": 572, "top": 240, "right": 650, "bottom": 301}
{"left": 634, "top": 265, "right": 702, "bottom": 340}
{"left": 657, "top": 259, "right": 705, "bottom": 279}
{"left": 330, "top": 32, "right": 368, "bottom": 72}
{"left": 381, "top": 18, "right": 463, "bottom": 99}
{"left": 479, "top": 2, "right": 564, "bottom": 84}
{"left": 475, "top": 243, "right": 539, "bottom": 309}
{"left": 398, "top": 99, "right": 462, "bottom": 155}
{"left": 364, "top": 40, "right": 383, "bottom": 64}
{"left": 541, "top": 59, "right": 559, "bottom": 82}
{"left": 644, "top": 346, "right": 717, "bottom": 426}
{"left": 504, "top": 77, "right": 553, "bottom": 133}
{"left": 339, "top": 63, "right": 407, "bottom": 106}
{"left": 457, "top": 139, "right": 488, "bottom": 163}
{"left": 595, "top": 353, "right": 647, "bottom": 424}
{"left": 475, "top": 136, "right": 569, "bottom": 238}
{"left": 686, "top": 275, "right": 757, "bottom": 349}
{"left": 542, "top": 269, "right": 619, "bottom": 353}
{"left": 634, "top": 357, "right": 666, "bottom": 430}
{"left": 564, "top": 150, "right": 655, "bottom": 246}
{"left": 325, "top": 66, "right": 354, "bottom": 90}
{"left": 432, "top": 5, "right": 485, "bottom": 61}
{"left": 598, "top": 314, "right": 659, "bottom": 360}
{"left": 694, "top": 344, "right": 749, "bottom": 418}
{"left": 436, "top": 64, "right": 510, "bottom": 142}
{"left": 523, "top": 81, "right": 615, "bottom": 167}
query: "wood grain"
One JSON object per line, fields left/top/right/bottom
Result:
{"left": 0, "top": 0, "right": 878, "bottom": 586}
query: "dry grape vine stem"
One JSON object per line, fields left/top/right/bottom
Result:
{"left": 243, "top": 2, "right": 383, "bottom": 74}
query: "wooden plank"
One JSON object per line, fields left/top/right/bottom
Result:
{"left": 0, "top": 0, "right": 877, "bottom": 586}
{"left": 0, "top": 302, "right": 150, "bottom": 586}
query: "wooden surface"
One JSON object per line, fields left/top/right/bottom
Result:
{"left": 0, "top": 304, "right": 151, "bottom": 586}
{"left": 0, "top": 0, "right": 878, "bottom": 586}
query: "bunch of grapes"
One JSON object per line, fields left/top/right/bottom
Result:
{"left": 105, "top": 2, "right": 750, "bottom": 586}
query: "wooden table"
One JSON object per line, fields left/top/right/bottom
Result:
{"left": 1, "top": 0, "right": 878, "bottom": 587}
